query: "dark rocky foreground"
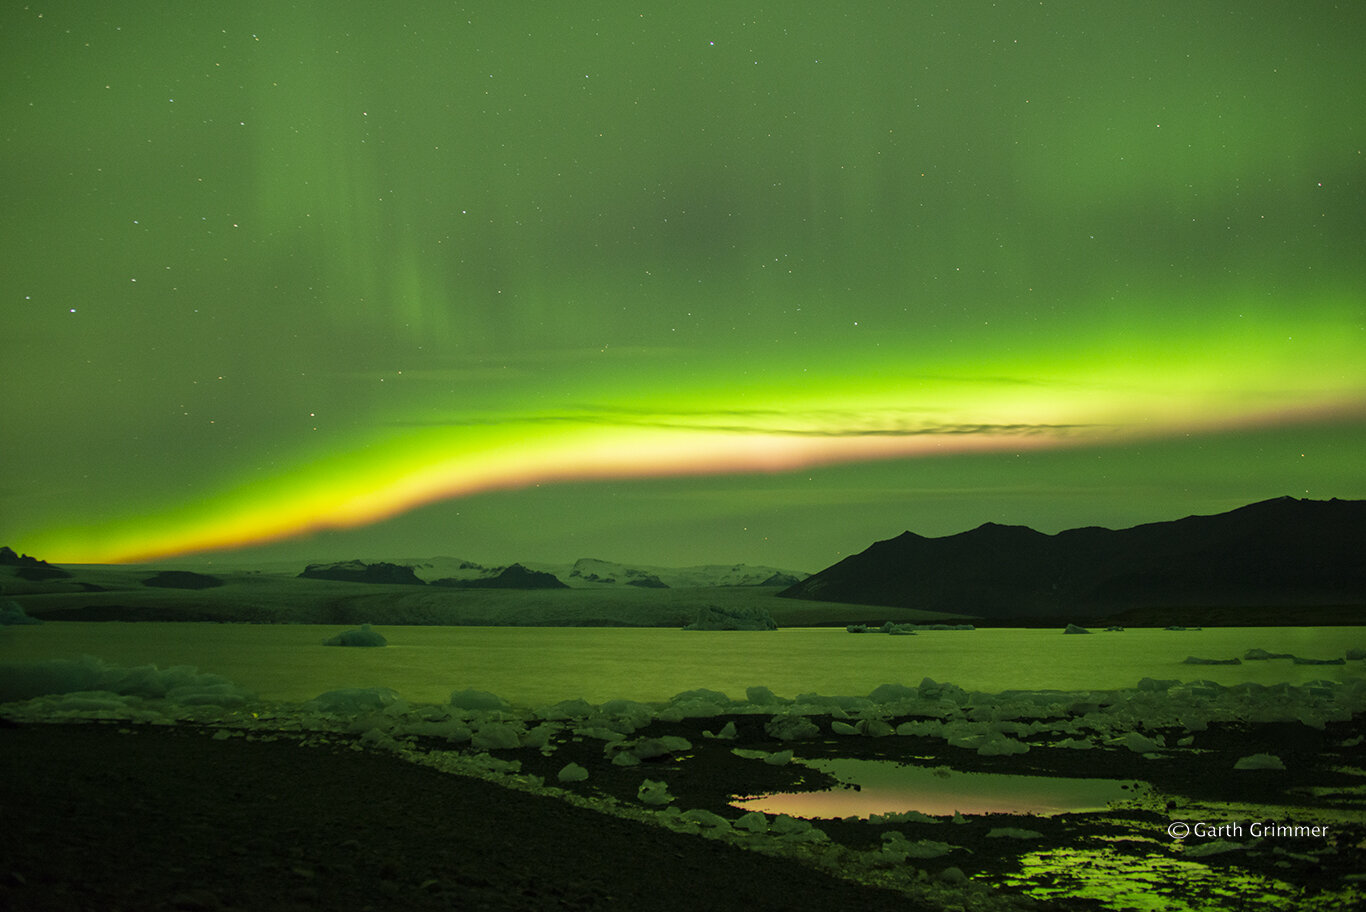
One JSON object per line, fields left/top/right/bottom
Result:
{"left": 0, "top": 723, "right": 922, "bottom": 912}
{"left": 3, "top": 711, "right": 1364, "bottom": 912}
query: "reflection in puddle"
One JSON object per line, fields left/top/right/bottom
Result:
{"left": 733, "top": 758, "right": 1144, "bottom": 818}
{"left": 1005, "top": 846, "right": 1313, "bottom": 912}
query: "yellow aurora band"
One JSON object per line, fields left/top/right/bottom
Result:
{"left": 28, "top": 313, "right": 1364, "bottom": 564}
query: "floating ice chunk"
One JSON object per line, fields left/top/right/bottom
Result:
{"left": 519, "top": 723, "right": 558, "bottom": 749}
{"left": 637, "top": 779, "right": 673, "bottom": 806}
{"left": 1053, "top": 737, "right": 1095, "bottom": 750}
{"left": 540, "top": 698, "right": 596, "bottom": 720}
{"left": 763, "top": 749, "right": 794, "bottom": 766}
{"left": 879, "top": 832, "right": 954, "bottom": 860}
{"left": 311, "top": 687, "right": 400, "bottom": 714}
{"left": 977, "top": 733, "right": 1029, "bottom": 756}
{"left": 918, "top": 678, "right": 968, "bottom": 702}
{"left": 904, "top": 839, "right": 957, "bottom": 858}
{"left": 745, "top": 686, "right": 787, "bottom": 706}
{"left": 831, "top": 721, "right": 859, "bottom": 736}
{"left": 449, "top": 688, "right": 509, "bottom": 711}
{"left": 1064, "top": 624, "right": 1090, "bottom": 634}
{"left": 0, "top": 655, "right": 253, "bottom": 705}
{"left": 629, "top": 735, "right": 692, "bottom": 759}
{"left": 1292, "top": 656, "right": 1345, "bottom": 665}
{"left": 795, "top": 693, "right": 871, "bottom": 712}
{"left": 1233, "top": 753, "right": 1285, "bottom": 770}
{"left": 1244, "top": 648, "right": 1293, "bottom": 661}
{"left": 597, "top": 699, "right": 655, "bottom": 730}
{"left": 769, "top": 815, "right": 814, "bottom": 836}
{"left": 703, "top": 721, "right": 737, "bottom": 740}
{"left": 557, "top": 762, "right": 589, "bottom": 783}
{"left": 765, "top": 714, "right": 819, "bottom": 740}
{"left": 471, "top": 722, "right": 522, "bottom": 751}
{"left": 680, "top": 809, "right": 730, "bottom": 830}
{"left": 574, "top": 725, "right": 627, "bottom": 742}
{"left": 1183, "top": 656, "right": 1240, "bottom": 665}
{"left": 0, "top": 600, "right": 41, "bottom": 626}
{"left": 1297, "top": 711, "right": 1328, "bottom": 730}
{"left": 867, "top": 683, "right": 918, "bottom": 703}
{"left": 1178, "top": 713, "right": 1209, "bottom": 732}
{"left": 731, "top": 748, "right": 770, "bottom": 760}
{"left": 946, "top": 730, "right": 988, "bottom": 751}
{"left": 670, "top": 688, "right": 730, "bottom": 706}
{"left": 610, "top": 751, "right": 641, "bottom": 767}
{"left": 1346, "top": 648, "right": 1366, "bottom": 661}
{"left": 322, "top": 624, "right": 387, "bottom": 647}
{"left": 358, "top": 727, "right": 401, "bottom": 750}
{"left": 857, "top": 719, "right": 894, "bottom": 737}
{"left": 167, "top": 683, "right": 250, "bottom": 707}
{"left": 895, "top": 720, "right": 943, "bottom": 737}
{"left": 1120, "top": 731, "right": 1164, "bottom": 753}
{"left": 733, "top": 811, "right": 768, "bottom": 833}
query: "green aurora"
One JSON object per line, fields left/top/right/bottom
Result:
{"left": 2, "top": 2, "right": 1363, "bottom": 568}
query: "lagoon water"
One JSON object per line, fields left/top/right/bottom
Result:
{"left": 2, "top": 623, "right": 1361, "bottom": 706}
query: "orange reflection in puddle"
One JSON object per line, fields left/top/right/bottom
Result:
{"left": 734, "top": 758, "right": 1143, "bottom": 818}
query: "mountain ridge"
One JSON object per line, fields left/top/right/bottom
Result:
{"left": 778, "top": 497, "right": 1365, "bottom": 619}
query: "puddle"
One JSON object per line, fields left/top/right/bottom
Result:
{"left": 733, "top": 758, "right": 1145, "bottom": 818}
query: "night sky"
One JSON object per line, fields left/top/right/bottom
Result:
{"left": 3, "top": 2, "right": 1363, "bottom": 569}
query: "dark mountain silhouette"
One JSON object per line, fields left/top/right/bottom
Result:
{"left": 298, "top": 560, "right": 426, "bottom": 586}
{"left": 0, "top": 546, "right": 71, "bottom": 581}
{"left": 778, "top": 497, "right": 1365, "bottom": 620}
{"left": 432, "top": 563, "right": 569, "bottom": 590}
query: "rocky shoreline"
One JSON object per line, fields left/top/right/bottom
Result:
{"left": 4, "top": 698, "right": 1363, "bottom": 911}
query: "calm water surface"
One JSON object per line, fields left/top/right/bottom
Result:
{"left": 733, "top": 758, "right": 1141, "bottom": 817}
{"left": 2, "top": 623, "right": 1361, "bottom": 705}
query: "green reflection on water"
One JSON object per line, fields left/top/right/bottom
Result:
{"left": 1003, "top": 845, "right": 1355, "bottom": 912}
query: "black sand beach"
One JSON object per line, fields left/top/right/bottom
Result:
{"left": 0, "top": 722, "right": 922, "bottom": 912}
{"left": 4, "top": 713, "right": 1363, "bottom": 911}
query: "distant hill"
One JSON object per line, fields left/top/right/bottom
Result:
{"left": 432, "top": 564, "right": 569, "bottom": 590}
{"left": 778, "top": 497, "right": 1366, "bottom": 620}
{"left": 393, "top": 556, "right": 808, "bottom": 589}
{"left": 0, "top": 546, "right": 70, "bottom": 582}
{"left": 562, "top": 558, "right": 806, "bottom": 589}
{"left": 298, "top": 560, "right": 425, "bottom": 586}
